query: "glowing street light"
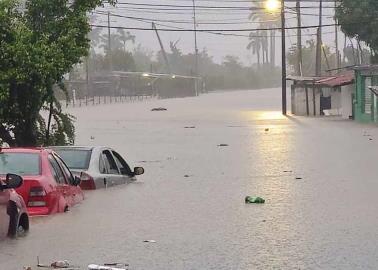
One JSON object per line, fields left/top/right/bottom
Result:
{"left": 142, "top": 73, "right": 150, "bottom": 77}
{"left": 265, "top": 0, "right": 280, "bottom": 12}
{"left": 171, "top": 75, "right": 176, "bottom": 79}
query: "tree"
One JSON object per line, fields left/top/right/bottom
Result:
{"left": 247, "top": 32, "right": 262, "bottom": 67}
{"left": 287, "top": 40, "right": 336, "bottom": 76}
{"left": 248, "top": 2, "right": 281, "bottom": 66}
{"left": 336, "top": 0, "right": 378, "bottom": 62}
{"left": 0, "top": 0, "right": 114, "bottom": 147}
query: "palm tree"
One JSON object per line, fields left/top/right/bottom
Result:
{"left": 247, "top": 31, "right": 262, "bottom": 67}
{"left": 249, "top": 3, "right": 281, "bottom": 67}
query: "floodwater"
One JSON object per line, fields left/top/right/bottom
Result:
{"left": 1, "top": 88, "right": 378, "bottom": 269}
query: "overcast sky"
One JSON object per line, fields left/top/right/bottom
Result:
{"left": 93, "top": 0, "right": 342, "bottom": 65}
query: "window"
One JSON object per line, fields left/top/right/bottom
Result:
{"left": 102, "top": 150, "right": 119, "bottom": 175}
{"left": 54, "top": 149, "right": 92, "bottom": 170}
{"left": 48, "top": 155, "right": 66, "bottom": 184}
{"left": 0, "top": 153, "right": 40, "bottom": 176}
{"left": 112, "top": 151, "right": 132, "bottom": 175}
{"left": 364, "top": 77, "right": 372, "bottom": 114}
{"left": 99, "top": 155, "right": 107, "bottom": 174}
{"left": 54, "top": 155, "right": 74, "bottom": 185}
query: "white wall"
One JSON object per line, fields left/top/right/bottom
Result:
{"left": 341, "top": 85, "right": 353, "bottom": 120}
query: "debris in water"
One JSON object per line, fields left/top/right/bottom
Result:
{"left": 369, "top": 138, "right": 373, "bottom": 141}
{"left": 151, "top": 107, "right": 167, "bottom": 111}
{"left": 283, "top": 170, "right": 293, "bottom": 173}
{"left": 245, "top": 196, "right": 265, "bottom": 204}
{"left": 184, "top": 126, "right": 196, "bottom": 129}
{"left": 88, "top": 264, "right": 128, "bottom": 270}
{"left": 51, "top": 260, "right": 70, "bottom": 268}
{"left": 217, "top": 144, "right": 229, "bottom": 147}
{"left": 143, "top": 240, "right": 157, "bottom": 243}
{"left": 265, "top": 128, "right": 270, "bottom": 132}
{"left": 295, "top": 177, "right": 303, "bottom": 180}
{"left": 90, "top": 136, "right": 95, "bottom": 140}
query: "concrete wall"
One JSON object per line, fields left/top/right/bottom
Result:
{"left": 292, "top": 87, "right": 321, "bottom": 116}
{"left": 341, "top": 84, "right": 353, "bottom": 119}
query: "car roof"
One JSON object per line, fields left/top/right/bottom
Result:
{"left": 50, "top": 146, "right": 101, "bottom": 151}
{"left": 0, "top": 147, "right": 51, "bottom": 154}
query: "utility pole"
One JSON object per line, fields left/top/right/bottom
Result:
{"left": 281, "top": 0, "right": 287, "bottom": 115}
{"left": 152, "top": 22, "right": 172, "bottom": 74}
{"left": 334, "top": 0, "right": 340, "bottom": 72}
{"left": 315, "top": 0, "right": 323, "bottom": 76}
{"left": 107, "top": 11, "right": 113, "bottom": 71}
{"left": 296, "top": 0, "right": 302, "bottom": 76}
{"left": 192, "top": 0, "right": 199, "bottom": 95}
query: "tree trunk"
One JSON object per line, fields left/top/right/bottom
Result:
{"left": 270, "top": 29, "right": 275, "bottom": 67}
{"left": 257, "top": 51, "right": 261, "bottom": 67}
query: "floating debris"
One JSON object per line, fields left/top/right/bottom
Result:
{"left": 265, "top": 128, "right": 270, "bottom": 132}
{"left": 295, "top": 177, "right": 303, "bottom": 180}
{"left": 90, "top": 136, "right": 95, "bottom": 140}
{"left": 245, "top": 196, "right": 265, "bottom": 204}
{"left": 283, "top": 170, "right": 293, "bottom": 173}
{"left": 184, "top": 126, "right": 196, "bottom": 129}
{"left": 143, "top": 240, "right": 157, "bottom": 243}
{"left": 217, "top": 144, "right": 229, "bottom": 147}
{"left": 89, "top": 263, "right": 128, "bottom": 270}
{"left": 151, "top": 107, "right": 167, "bottom": 111}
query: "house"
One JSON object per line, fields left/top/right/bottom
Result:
{"left": 288, "top": 71, "right": 355, "bottom": 119}
{"left": 352, "top": 65, "right": 378, "bottom": 123}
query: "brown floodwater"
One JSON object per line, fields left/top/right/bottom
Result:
{"left": 1, "top": 88, "right": 378, "bottom": 269}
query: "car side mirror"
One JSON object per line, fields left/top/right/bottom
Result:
{"left": 133, "top": 167, "right": 145, "bottom": 176}
{"left": 5, "top": 174, "right": 23, "bottom": 189}
{"left": 73, "top": 176, "right": 81, "bottom": 186}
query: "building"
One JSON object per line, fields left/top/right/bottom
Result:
{"left": 288, "top": 71, "right": 355, "bottom": 119}
{"left": 353, "top": 65, "right": 378, "bottom": 123}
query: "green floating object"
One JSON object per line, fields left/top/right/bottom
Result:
{"left": 245, "top": 196, "right": 265, "bottom": 204}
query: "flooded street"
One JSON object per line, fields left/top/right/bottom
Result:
{"left": 2, "top": 88, "right": 378, "bottom": 269}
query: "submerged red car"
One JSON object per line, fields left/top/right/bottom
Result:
{"left": 0, "top": 174, "right": 29, "bottom": 239}
{"left": 0, "top": 148, "right": 84, "bottom": 216}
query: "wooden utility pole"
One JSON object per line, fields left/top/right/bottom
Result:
{"left": 107, "top": 12, "right": 113, "bottom": 71}
{"left": 192, "top": 0, "right": 199, "bottom": 95}
{"left": 334, "top": 1, "right": 340, "bottom": 71}
{"left": 315, "top": 0, "right": 323, "bottom": 76}
{"left": 296, "top": 0, "right": 302, "bottom": 76}
{"left": 281, "top": 0, "right": 287, "bottom": 115}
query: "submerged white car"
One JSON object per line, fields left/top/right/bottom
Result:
{"left": 51, "top": 146, "right": 144, "bottom": 190}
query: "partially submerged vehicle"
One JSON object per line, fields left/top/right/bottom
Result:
{"left": 0, "top": 148, "right": 84, "bottom": 216}
{"left": 52, "top": 146, "right": 144, "bottom": 190}
{"left": 0, "top": 173, "right": 29, "bottom": 238}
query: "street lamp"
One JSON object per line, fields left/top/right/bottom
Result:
{"left": 265, "top": 0, "right": 280, "bottom": 13}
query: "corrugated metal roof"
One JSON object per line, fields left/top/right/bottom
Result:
{"left": 315, "top": 71, "right": 355, "bottom": 87}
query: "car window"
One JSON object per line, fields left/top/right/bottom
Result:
{"left": 102, "top": 150, "right": 119, "bottom": 175}
{"left": 48, "top": 155, "right": 66, "bottom": 184}
{"left": 54, "top": 155, "right": 74, "bottom": 185}
{"left": 54, "top": 149, "right": 92, "bottom": 170}
{"left": 112, "top": 151, "right": 132, "bottom": 175}
{"left": 0, "top": 153, "right": 41, "bottom": 176}
{"left": 99, "top": 154, "right": 107, "bottom": 174}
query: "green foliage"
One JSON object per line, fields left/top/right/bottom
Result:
{"left": 0, "top": 0, "right": 113, "bottom": 146}
{"left": 336, "top": 0, "right": 378, "bottom": 62}
{"left": 287, "top": 40, "right": 336, "bottom": 76}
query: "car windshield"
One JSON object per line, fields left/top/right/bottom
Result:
{"left": 0, "top": 153, "right": 40, "bottom": 175}
{"left": 54, "top": 149, "right": 92, "bottom": 170}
